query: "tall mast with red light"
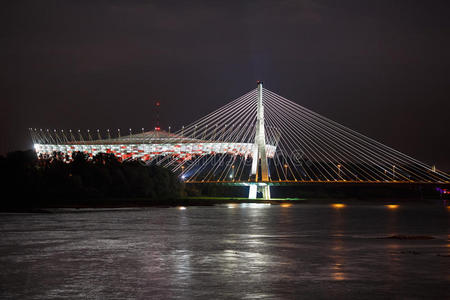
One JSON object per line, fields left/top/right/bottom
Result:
{"left": 154, "top": 101, "right": 161, "bottom": 131}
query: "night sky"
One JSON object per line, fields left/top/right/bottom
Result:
{"left": 1, "top": 1, "right": 449, "bottom": 170}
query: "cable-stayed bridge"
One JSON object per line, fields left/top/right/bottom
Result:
{"left": 168, "top": 81, "right": 449, "bottom": 199}
{"left": 31, "top": 82, "right": 449, "bottom": 199}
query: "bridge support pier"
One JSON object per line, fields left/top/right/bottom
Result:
{"left": 260, "top": 185, "right": 270, "bottom": 200}
{"left": 249, "top": 81, "right": 270, "bottom": 199}
{"left": 248, "top": 184, "right": 270, "bottom": 199}
{"left": 249, "top": 185, "right": 257, "bottom": 199}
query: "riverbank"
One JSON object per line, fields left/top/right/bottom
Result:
{"left": 1, "top": 196, "right": 448, "bottom": 213}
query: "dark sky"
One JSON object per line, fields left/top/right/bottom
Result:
{"left": 1, "top": 0, "right": 449, "bottom": 170}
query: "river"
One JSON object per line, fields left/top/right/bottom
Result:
{"left": 0, "top": 203, "right": 449, "bottom": 299}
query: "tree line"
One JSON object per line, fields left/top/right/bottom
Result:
{"left": 0, "top": 150, "right": 183, "bottom": 208}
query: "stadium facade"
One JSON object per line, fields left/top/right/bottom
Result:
{"left": 30, "top": 128, "right": 276, "bottom": 163}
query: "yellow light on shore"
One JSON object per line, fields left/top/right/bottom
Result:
{"left": 331, "top": 203, "right": 346, "bottom": 209}
{"left": 280, "top": 203, "right": 292, "bottom": 208}
{"left": 385, "top": 204, "right": 399, "bottom": 209}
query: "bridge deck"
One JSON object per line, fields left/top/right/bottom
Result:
{"left": 186, "top": 180, "right": 449, "bottom": 186}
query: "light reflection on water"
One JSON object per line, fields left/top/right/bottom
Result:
{"left": 0, "top": 203, "right": 449, "bottom": 299}
{"left": 329, "top": 202, "right": 347, "bottom": 281}
{"left": 240, "top": 203, "right": 271, "bottom": 208}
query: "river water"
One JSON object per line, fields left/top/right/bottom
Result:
{"left": 0, "top": 203, "right": 449, "bottom": 299}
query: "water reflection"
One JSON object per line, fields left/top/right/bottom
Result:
{"left": 386, "top": 203, "right": 399, "bottom": 235}
{"left": 332, "top": 263, "right": 345, "bottom": 281}
{"left": 172, "top": 250, "right": 192, "bottom": 280}
{"left": 329, "top": 203, "right": 347, "bottom": 281}
{"left": 240, "top": 203, "right": 271, "bottom": 208}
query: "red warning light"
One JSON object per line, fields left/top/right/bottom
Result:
{"left": 154, "top": 101, "right": 161, "bottom": 131}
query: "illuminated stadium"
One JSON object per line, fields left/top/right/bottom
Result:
{"left": 30, "top": 128, "right": 277, "bottom": 163}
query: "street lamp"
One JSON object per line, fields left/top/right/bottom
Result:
{"left": 337, "top": 164, "right": 342, "bottom": 178}
{"left": 284, "top": 164, "right": 288, "bottom": 180}
{"left": 181, "top": 165, "right": 185, "bottom": 180}
{"left": 392, "top": 165, "right": 396, "bottom": 181}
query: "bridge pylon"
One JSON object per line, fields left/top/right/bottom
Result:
{"left": 249, "top": 81, "right": 271, "bottom": 199}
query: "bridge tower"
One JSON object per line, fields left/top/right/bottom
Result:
{"left": 249, "top": 81, "right": 271, "bottom": 199}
